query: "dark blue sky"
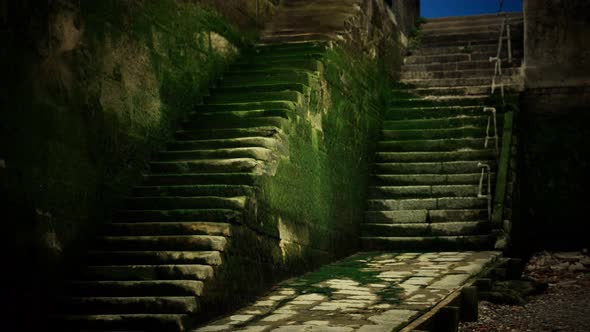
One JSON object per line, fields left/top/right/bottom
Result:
{"left": 420, "top": 0, "right": 522, "bottom": 18}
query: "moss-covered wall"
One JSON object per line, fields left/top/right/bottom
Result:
{"left": 0, "top": 0, "right": 274, "bottom": 327}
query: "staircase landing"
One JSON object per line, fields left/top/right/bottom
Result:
{"left": 193, "top": 251, "right": 500, "bottom": 331}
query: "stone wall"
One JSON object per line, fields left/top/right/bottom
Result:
{"left": 517, "top": 0, "right": 590, "bottom": 251}
{"left": 0, "top": 0, "right": 277, "bottom": 328}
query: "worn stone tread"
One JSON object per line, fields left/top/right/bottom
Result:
{"left": 82, "top": 264, "right": 214, "bottom": 281}
{"left": 87, "top": 250, "right": 222, "bottom": 266}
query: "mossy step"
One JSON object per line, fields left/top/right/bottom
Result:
{"left": 123, "top": 196, "right": 246, "bottom": 210}
{"left": 150, "top": 158, "right": 264, "bottom": 174}
{"left": 376, "top": 150, "right": 496, "bottom": 162}
{"left": 205, "top": 90, "right": 303, "bottom": 105}
{"left": 133, "top": 185, "right": 255, "bottom": 198}
{"left": 114, "top": 208, "right": 243, "bottom": 223}
{"left": 195, "top": 101, "right": 297, "bottom": 113}
{"left": 384, "top": 106, "right": 484, "bottom": 120}
{"left": 369, "top": 185, "right": 479, "bottom": 199}
{"left": 367, "top": 197, "right": 486, "bottom": 211}
{"left": 382, "top": 116, "right": 492, "bottom": 130}
{"left": 156, "top": 147, "right": 274, "bottom": 162}
{"left": 228, "top": 59, "right": 323, "bottom": 73}
{"left": 82, "top": 264, "right": 214, "bottom": 281}
{"left": 259, "top": 33, "right": 336, "bottom": 44}
{"left": 67, "top": 280, "right": 205, "bottom": 297}
{"left": 210, "top": 82, "right": 308, "bottom": 95}
{"left": 182, "top": 115, "right": 290, "bottom": 131}
{"left": 371, "top": 173, "right": 494, "bottom": 185}
{"left": 253, "top": 41, "right": 328, "bottom": 53}
{"left": 381, "top": 127, "right": 487, "bottom": 140}
{"left": 377, "top": 138, "right": 488, "bottom": 152}
{"left": 58, "top": 296, "right": 199, "bottom": 314}
{"left": 87, "top": 250, "right": 222, "bottom": 266}
{"left": 373, "top": 161, "right": 495, "bottom": 174}
{"left": 54, "top": 314, "right": 189, "bottom": 332}
{"left": 105, "top": 222, "right": 231, "bottom": 237}
{"left": 361, "top": 235, "right": 494, "bottom": 251}
{"left": 406, "top": 85, "right": 520, "bottom": 97}
{"left": 362, "top": 221, "right": 491, "bottom": 237}
{"left": 236, "top": 52, "right": 324, "bottom": 65}
{"left": 95, "top": 235, "right": 227, "bottom": 251}
{"left": 175, "top": 127, "right": 283, "bottom": 141}
{"left": 389, "top": 95, "right": 492, "bottom": 108}
{"left": 220, "top": 69, "right": 313, "bottom": 88}
{"left": 190, "top": 110, "right": 293, "bottom": 124}
{"left": 365, "top": 209, "right": 487, "bottom": 223}
{"left": 168, "top": 137, "right": 281, "bottom": 151}
{"left": 144, "top": 173, "right": 257, "bottom": 186}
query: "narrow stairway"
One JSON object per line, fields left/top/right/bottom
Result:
{"left": 52, "top": 41, "right": 327, "bottom": 332}
{"left": 362, "top": 13, "right": 523, "bottom": 250}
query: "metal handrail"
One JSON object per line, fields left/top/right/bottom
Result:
{"left": 477, "top": 163, "right": 492, "bottom": 222}
{"left": 483, "top": 107, "right": 499, "bottom": 156}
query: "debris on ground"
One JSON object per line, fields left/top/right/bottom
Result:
{"left": 460, "top": 250, "right": 590, "bottom": 332}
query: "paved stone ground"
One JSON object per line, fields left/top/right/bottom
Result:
{"left": 193, "top": 251, "right": 501, "bottom": 332}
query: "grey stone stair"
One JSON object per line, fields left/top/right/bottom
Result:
{"left": 52, "top": 39, "right": 330, "bottom": 331}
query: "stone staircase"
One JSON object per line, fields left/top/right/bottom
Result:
{"left": 361, "top": 13, "right": 523, "bottom": 250}
{"left": 51, "top": 41, "right": 327, "bottom": 332}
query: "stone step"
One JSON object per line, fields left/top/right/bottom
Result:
{"left": 389, "top": 95, "right": 492, "bottom": 108}
{"left": 366, "top": 197, "right": 486, "bottom": 211}
{"left": 235, "top": 52, "right": 324, "bottom": 65}
{"left": 402, "top": 59, "right": 521, "bottom": 73}
{"left": 401, "top": 67, "right": 520, "bottom": 81}
{"left": 259, "top": 32, "right": 339, "bottom": 43}
{"left": 114, "top": 208, "right": 243, "bottom": 223}
{"left": 219, "top": 70, "right": 314, "bottom": 88}
{"left": 369, "top": 185, "right": 479, "bottom": 199}
{"left": 66, "top": 280, "right": 205, "bottom": 297}
{"left": 373, "top": 161, "right": 494, "bottom": 174}
{"left": 405, "top": 85, "right": 520, "bottom": 96}
{"left": 419, "top": 30, "right": 523, "bottom": 47}
{"left": 168, "top": 136, "right": 281, "bottom": 151}
{"left": 82, "top": 264, "right": 214, "bottom": 281}
{"left": 150, "top": 158, "right": 264, "bottom": 174}
{"left": 422, "top": 12, "right": 522, "bottom": 26}
{"left": 188, "top": 109, "right": 292, "bottom": 124}
{"left": 381, "top": 126, "right": 487, "bottom": 140}
{"left": 229, "top": 58, "right": 323, "bottom": 73}
{"left": 371, "top": 173, "right": 494, "bottom": 185}
{"left": 376, "top": 150, "right": 496, "bottom": 162}
{"left": 58, "top": 296, "right": 199, "bottom": 314}
{"left": 132, "top": 185, "right": 255, "bottom": 198}
{"left": 180, "top": 115, "right": 290, "bottom": 131}
{"left": 205, "top": 90, "right": 303, "bottom": 105}
{"left": 362, "top": 221, "right": 491, "bottom": 237}
{"left": 404, "top": 51, "right": 522, "bottom": 65}
{"left": 401, "top": 76, "right": 522, "bottom": 88}
{"left": 87, "top": 250, "right": 223, "bottom": 266}
{"left": 104, "top": 222, "right": 231, "bottom": 237}
{"left": 377, "top": 138, "right": 488, "bottom": 152}
{"left": 421, "top": 20, "right": 523, "bottom": 35}
{"left": 123, "top": 196, "right": 246, "bottom": 210}
{"left": 371, "top": 195, "right": 486, "bottom": 210}
{"left": 253, "top": 40, "right": 328, "bottom": 53}
{"left": 94, "top": 235, "right": 227, "bottom": 252}
{"left": 382, "top": 115, "right": 491, "bottom": 130}
{"left": 361, "top": 234, "right": 494, "bottom": 250}
{"left": 144, "top": 173, "right": 257, "bottom": 186}
{"left": 365, "top": 209, "right": 487, "bottom": 224}
{"left": 384, "top": 106, "right": 489, "bottom": 120}
{"left": 210, "top": 82, "right": 308, "bottom": 96}
{"left": 175, "top": 127, "right": 283, "bottom": 141}
{"left": 156, "top": 147, "right": 274, "bottom": 162}
{"left": 409, "top": 43, "right": 520, "bottom": 57}
{"left": 54, "top": 313, "right": 190, "bottom": 332}
{"left": 194, "top": 100, "right": 297, "bottom": 113}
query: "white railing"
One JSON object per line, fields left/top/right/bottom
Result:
{"left": 477, "top": 162, "right": 492, "bottom": 222}
{"left": 483, "top": 107, "right": 499, "bottom": 157}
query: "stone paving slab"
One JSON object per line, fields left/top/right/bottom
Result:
{"left": 193, "top": 251, "right": 500, "bottom": 332}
